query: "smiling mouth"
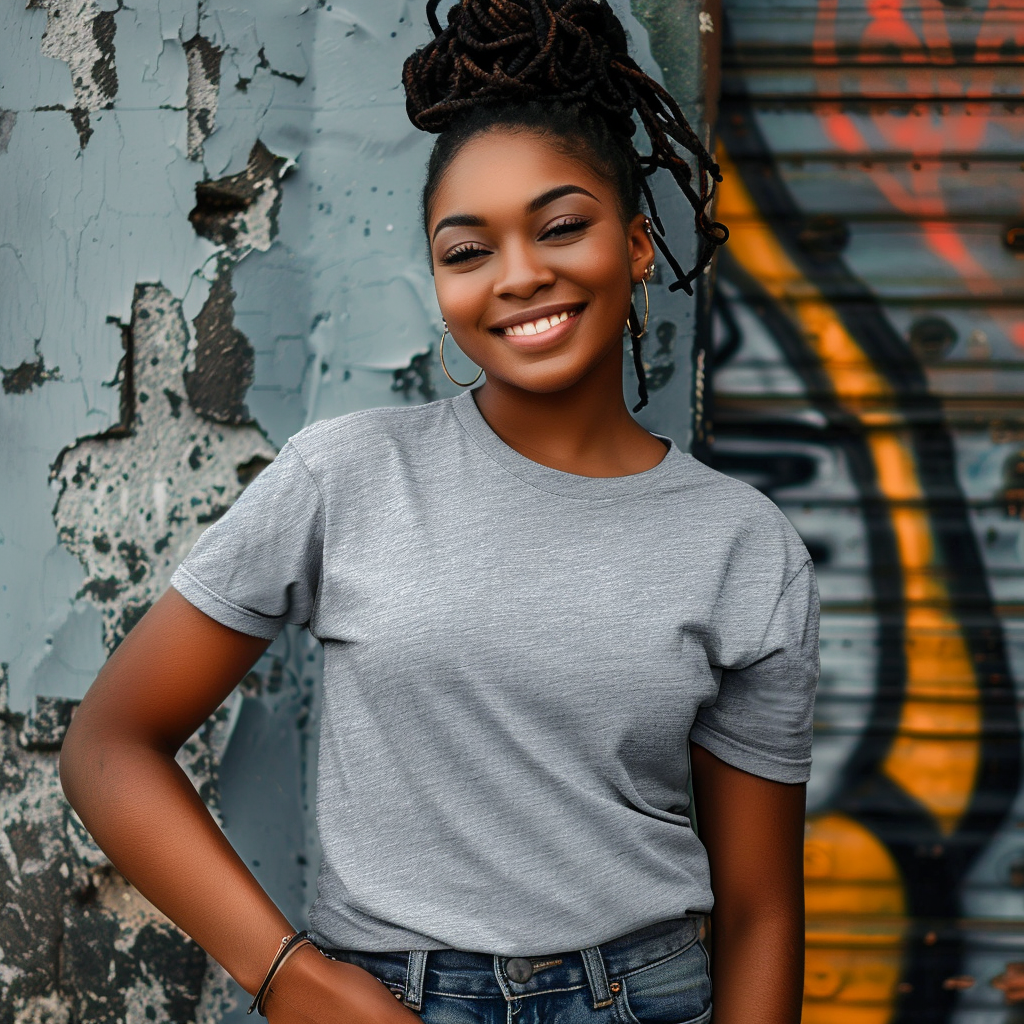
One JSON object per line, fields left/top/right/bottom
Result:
{"left": 497, "top": 308, "right": 582, "bottom": 338}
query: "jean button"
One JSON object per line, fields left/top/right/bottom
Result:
{"left": 505, "top": 957, "right": 534, "bottom": 983}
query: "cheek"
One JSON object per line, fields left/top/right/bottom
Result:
{"left": 559, "top": 230, "right": 631, "bottom": 290}
{"left": 560, "top": 247, "right": 632, "bottom": 313}
{"left": 435, "top": 274, "right": 489, "bottom": 328}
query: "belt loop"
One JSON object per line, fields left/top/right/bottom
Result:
{"left": 580, "top": 945, "right": 614, "bottom": 1009}
{"left": 404, "top": 950, "right": 429, "bottom": 1011}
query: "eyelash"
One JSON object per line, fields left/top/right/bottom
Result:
{"left": 439, "top": 217, "right": 591, "bottom": 266}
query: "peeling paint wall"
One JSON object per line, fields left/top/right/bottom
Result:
{"left": 1, "top": 2, "right": 709, "bottom": 1021}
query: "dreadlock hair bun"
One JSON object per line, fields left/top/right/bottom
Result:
{"left": 403, "top": 0, "right": 729, "bottom": 302}
{"left": 406, "top": 0, "right": 637, "bottom": 139}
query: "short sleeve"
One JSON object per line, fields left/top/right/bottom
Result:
{"left": 169, "top": 440, "right": 325, "bottom": 639}
{"left": 690, "top": 558, "right": 820, "bottom": 783}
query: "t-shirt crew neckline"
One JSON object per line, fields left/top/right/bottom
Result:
{"left": 450, "top": 387, "right": 687, "bottom": 500}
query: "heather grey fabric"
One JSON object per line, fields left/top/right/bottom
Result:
{"left": 170, "top": 388, "right": 819, "bottom": 956}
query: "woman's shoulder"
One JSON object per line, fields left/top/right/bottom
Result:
{"left": 282, "top": 397, "right": 457, "bottom": 472}
{"left": 669, "top": 455, "right": 809, "bottom": 564}
{"left": 673, "top": 455, "right": 794, "bottom": 523}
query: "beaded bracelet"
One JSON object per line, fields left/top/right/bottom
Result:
{"left": 247, "top": 929, "right": 316, "bottom": 1017}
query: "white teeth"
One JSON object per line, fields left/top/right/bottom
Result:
{"left": 502, "top": 309, "right": 575, "bottom": 337}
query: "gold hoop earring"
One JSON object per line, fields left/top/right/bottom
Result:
{"left": 627, "top": 278, "right": 650, "bottom": 341}
{"left": 439, "top": 321, "right": 483, "bottom": 387}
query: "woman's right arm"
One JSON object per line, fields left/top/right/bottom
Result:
{"left": 58, "top": 586, "right": 423, "bottom": 1024}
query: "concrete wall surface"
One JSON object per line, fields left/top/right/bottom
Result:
{"left": 0, "top": 2, "right": 710, "bottom": 1021}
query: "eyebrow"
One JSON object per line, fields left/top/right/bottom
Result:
{"left": 431, "top": 184, "right": 601, "bottom": 243}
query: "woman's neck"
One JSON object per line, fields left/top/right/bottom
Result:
{"left": 469, "top": 361, "right": 669, "bottom": 479}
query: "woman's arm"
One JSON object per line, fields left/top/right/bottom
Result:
{"left": 58, "top": 587, "right": 422, "bottom": 1023}
{"left": 690, "top": 741, "right": 806, "bottom": 1024}
{"left": 59, "top": 587, "right": 298, "bottom": 994}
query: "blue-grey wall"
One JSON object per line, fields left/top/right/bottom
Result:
{"left": 0, "top": 3, "right": 712, "bottom": 1019}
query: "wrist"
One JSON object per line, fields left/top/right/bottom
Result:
{"left": 235, "top": 913, "right": 303, "bottom": 997}
{"left": 261, "top": 941, "right": 340, "bottom": 1017}
{"left": 247, "top": 930, "right": 316, "bottom": 1015}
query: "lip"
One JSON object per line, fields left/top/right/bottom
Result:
{"left": 488, "top": 301, "right": 587, "bottom": 332}
{"left": 490, "top": 305, "right": 584, "bottom": 351}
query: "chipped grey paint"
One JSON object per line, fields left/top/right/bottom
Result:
{"left": 0, "top": 662, "right": 242, "bottom": 1023}
{"left": 51, "top": 283, "right": 277, "bottom": 652}
{"left": 2, "top": 2, "right": 710, "bottom": 1020}
{"left": 1, "top": 342, "right": 62, "bottom": 395}
{"left": 0, "top": 110, "right": 15, "bottom": 153}
{"left": 30, "top": 0, "right": 119, "bottom": 148}
{"left": 184, "top": 33, "right": 222, "bottom": 161}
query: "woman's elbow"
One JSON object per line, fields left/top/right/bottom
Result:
{"left": 58, "top": 708, "right": 98, "bottom": 809}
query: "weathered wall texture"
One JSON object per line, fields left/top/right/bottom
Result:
{"left": 0, "top": 2, "right": 710, "bottom": 1021}
{"left": 706, "top": 0, "right": 1024, "bottom": 1021}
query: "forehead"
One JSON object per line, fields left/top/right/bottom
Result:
{"left": 427, "top": 128, "right": 616, "bottom": 230}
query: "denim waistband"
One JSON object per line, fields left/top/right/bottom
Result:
{"left": 315, "top": 915, "right": 704, "bottom": 1013}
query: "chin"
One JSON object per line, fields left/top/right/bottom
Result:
{"left": 491, "top": 366, "right": 594, "bottom": 395}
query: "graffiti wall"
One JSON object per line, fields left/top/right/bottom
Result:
{"left": 704, "top": 0, "right": 1024, "bottom": 1020}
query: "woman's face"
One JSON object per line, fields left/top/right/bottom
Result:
{"left": 427, "top": 128, "right": 655, "bottom": 397}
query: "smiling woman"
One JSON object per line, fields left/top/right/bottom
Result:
{"left": 57, "top": 4, "right": 817, "bottom": 1024}
{"left": 424, "top": 127, "right": 665, "bottom": 474}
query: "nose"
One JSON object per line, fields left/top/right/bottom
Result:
{"left": 492, "top": 237, "right": 557, "bottom": 299}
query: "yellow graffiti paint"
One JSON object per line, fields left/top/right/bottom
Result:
{"left": 805, "top": 813, "right": 908, "bottom": 1024}
{"left": 715, "top": 143, "right": 981, "bottom": 836}
{"left": 715, "top": 142, "right": 985, "bottom": 1020}
{"left": 869, "top": 432, "right": 981, "bottom": 835}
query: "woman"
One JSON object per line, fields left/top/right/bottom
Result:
{"left": 59, "top": 3, "right": 818, "bottom": 1023}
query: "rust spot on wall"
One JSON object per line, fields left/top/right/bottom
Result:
{"left": 1004, "top": 224, "right": 1024, "bottom": 253}
{"left": 941, "top": 975, "right": 975, "bottom": 991}
{"left": 992, "top": 962, "right": 1024, "bottom": 1003}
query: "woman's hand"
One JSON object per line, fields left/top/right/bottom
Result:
{"left": 263, "top": 943, "right": 424, "bottom": 1024}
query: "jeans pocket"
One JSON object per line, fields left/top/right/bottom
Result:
{"left": 614, "top": 938, "right": 712, "bottom": 1024}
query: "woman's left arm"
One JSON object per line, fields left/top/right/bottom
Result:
{"left": 690, "top": 740, "right": 806, "bottom": 1024}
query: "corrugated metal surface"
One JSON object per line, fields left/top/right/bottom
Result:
{"left": 704, "top": 1, "right": 1024, "bottom": 1020}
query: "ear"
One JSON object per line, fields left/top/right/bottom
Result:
{"left": 626, "top": 212, "right": 657, "bottom": 285}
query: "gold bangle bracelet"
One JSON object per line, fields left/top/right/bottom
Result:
{"left": 247, "top": 929, "right": 315, "bottom": 1017}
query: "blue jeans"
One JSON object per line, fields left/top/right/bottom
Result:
{"left": 316, "top": 916, "right": 712, "bottom": 1024}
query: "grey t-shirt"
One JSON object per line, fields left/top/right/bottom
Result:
{"left": 170, "top": 388, "right": 819, "bottom": 956}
